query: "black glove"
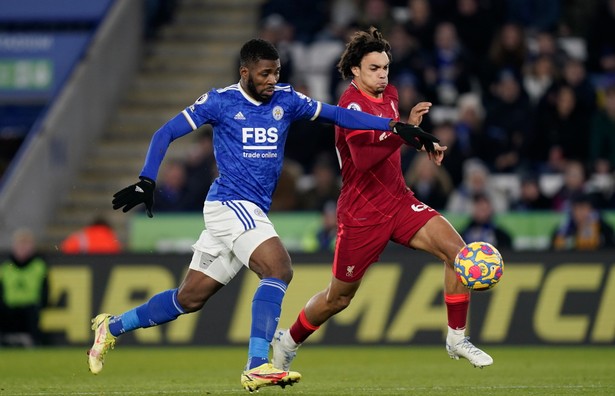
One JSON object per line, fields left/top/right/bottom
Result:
{"left": 112, "top": 177, "right": 155, "bottom": 218}
{"left": 392, "top": 122, "right": 439, "bottom": 153}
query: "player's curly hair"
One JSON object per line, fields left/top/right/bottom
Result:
{"left": 337, "top": 27, "right": 392, "bottom": 80}
{"left": 240, "top": 38, "right": 279, "bottom": 66}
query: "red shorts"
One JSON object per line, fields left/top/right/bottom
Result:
{"left": 332, "top": 194, "right": 439, "bottom": 282}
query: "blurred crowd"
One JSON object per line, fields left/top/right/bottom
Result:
{"left": 239, "top": 0, "right": 615, "bottom": 217}
{"left": 90, "top": 1, "right": 615, "bottom": 228}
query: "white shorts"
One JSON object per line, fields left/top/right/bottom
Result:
{"left": 188, "top": 200, "right": 278, "bottom": 285}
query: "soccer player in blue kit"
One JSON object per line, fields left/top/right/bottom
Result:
{"left": 87, "top": 38, "right": 439, "bottom": 392}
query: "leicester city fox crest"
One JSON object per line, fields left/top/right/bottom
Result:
{"left": 272, "top": 106, "right": 284, "bottom": 121}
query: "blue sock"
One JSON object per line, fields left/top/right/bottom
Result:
{"left": 108, "top": 289, "right": 185, "bottom": 337}
{"left": 247, "top": 278, "right": 287, "bottom": 370}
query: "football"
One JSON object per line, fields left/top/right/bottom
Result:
{"left": 454, "top": 241, "right": 504, "bottom": 291}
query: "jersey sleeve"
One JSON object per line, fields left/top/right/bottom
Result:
{"left": 287, "top": 87, "right": 323, "bottom": 121}
{"left": 318, "top": 102, "right": 392, "bottom": 131}
{"left": 345, "top": 128, "right": 403, "bottom": 171}
{"left": 286, "top": 86, "right": 393, "bottom": 131}
{"left": 338, "top": 92, "right": 403, "bottom": 172}
{"left": 140, "top": 90, "right": 220, "bottom": 181}
{"left": 182, "top": 89, "right": 222, "bottom": 128}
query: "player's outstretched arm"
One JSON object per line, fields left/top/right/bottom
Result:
{"left": 112, "top": 112, "right": 194, "bottom": 218}
{"left": 317, "top": 102, "right": 393, "bottom": 132}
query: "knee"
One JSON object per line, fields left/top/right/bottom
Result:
{"left": 176, "top": 289, "right": 206, "bottom": 313}
{"left": 275, "top": 262, "right": 293, "bottom": 284}
{"left": 258, "top": 258, "right": 294, "bottom": 284}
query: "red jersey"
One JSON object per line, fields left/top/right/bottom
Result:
{"left": 336, "top": 81, "right": 414, "bottom": 226}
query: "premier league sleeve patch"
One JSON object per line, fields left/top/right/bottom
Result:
{"left": 347, "top": 102, "right": 362, "bottom": 111}
{"left": 195, "top": 93, "right": 209, "bottom": 104}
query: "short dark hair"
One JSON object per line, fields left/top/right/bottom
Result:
{"left": 239, "top": 38, "right": 279, "bottom": 67}
{"left": 571, "top": 192, "right": 593, "bottom": 206}
{"left": 337, "top": 27, "right": 392, "bottom": 80}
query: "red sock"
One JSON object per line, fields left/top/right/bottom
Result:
{"left": 289, "top": 308, "right": 320, "bottom": 344}
{"left": 444, "top": 293, "right": 470, "bottom": 330}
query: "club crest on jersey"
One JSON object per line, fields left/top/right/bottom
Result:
{"left": 346, "top": 265, "right": 355, "bottom": 278}
{"left": 347, "top": 102, "right": 361, "bottom": 111}
{"left": 272, "top": 106, "right": 284, "bottom": 121}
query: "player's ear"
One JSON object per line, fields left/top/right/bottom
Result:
{"left": 239, "top": 65, "right": 249, "bottom": 79}
{"left": 351, "top": 66, "right": 360, "bottom": 78}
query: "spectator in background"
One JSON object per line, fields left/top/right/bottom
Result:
{"left": 61, "top": 217, "right": 122, "bottom": 254}
{"left": 387, "top": 23, "right": 426, "bottom": 85}
{"left": 395, "top": 72, "right": 428, "bottom": 124}
{"left": 587, "top": 170, "right": 615, "bottom": 210}
{"left": 451, "top": 0, "right": 497, "bottom": 73}
{"left": 532, "top": 84, "right": 590, "bottom": 171}
{"left": 356, "top": 0, "right": 396, "bottom": 37}
{"left": 551, "top": 160, "right": 588, "bottom": 211}
{"left": 482, "top": 23, "right": 527, "bottom": 94}
{"left": 432, "top": 121, "right": 466, "bottom": 188}
{"left": 285, "top": 81, "right": 336, "bottom": 171}
{"left": 551, "top": 193, "right": 615, "bottom": 250}
{"left": 257, "top": 14, "right": 296, "bottom": 84}
{"left": 270, "top": 159, "right": 303, "bottom": 211}
{"left": 461, "top": 193, "right": 513, "bottom": 249}
{"left": 259, "top": 0, "right": 329, "bottom": 44}
{"left": 297, "top": 153, "right": 340, "bottom": 211}
{"left": 405, "top": 152, "right": 453, "bottom": 210}
{"left": 447, "top": 158, "right": 509, "bottom": 214}
{"left": 453, "top": 92, "right": 492, "bottom": 172}
{"left": 327, "top": 23, "right": 364, "bottom": 102}
{"left": 483, "top": 69, "right": 533, "bottom": 172}
{"left": 404, "top": 0, "right": 437, "bottom": 53}
{"left": 326, "top": 0, "right": 360, "bottom": 37}
{"left": 530, "top": 30, "right": 569, "bottom": 70}
{"left": 555, "top": 57, "right": 597, "bottom": 115}
{"left": 585, "top": 0, "right": 615, "bottom": 76}
{"left": 505, "top": 0, "right": 560, "bottom": 34}
{"left": 152, "top": 158, "right": 190, "bottom": 212}
{"left": 558, "top": 0, "right": 596, "bottom": 37}
{"left": 0, "top": 228, "right": 48, "bottom": 347}
{"left": 182, "top": 129, "right": 217, "bottom": 211}
{"left": 523, "top": 54, "right": 558, "bottom": 106}
{"left": 589, "top": 84, "right": 615, "bottom": 174}
{"left": 510, "top": 175, "right": 553, "bottom": 211}
{"left": 422, "top": 21, "right": 473, "bottom": 106}
{"left": 301, "top": 200, "right": 337, "bottom": 252}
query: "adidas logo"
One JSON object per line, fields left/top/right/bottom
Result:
{"left": 234, "top": 112, "right": 246, "bottom": 120}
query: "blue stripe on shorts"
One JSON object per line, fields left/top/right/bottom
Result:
{"left": 223, "top": 201, "right": 256, "bottom": 230}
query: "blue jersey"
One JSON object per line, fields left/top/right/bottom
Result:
{"left": 184, "top": 83, "right": 320, "bottom": 212}
{"left": 139, "top": 82, "right": 393, "bottom": 213}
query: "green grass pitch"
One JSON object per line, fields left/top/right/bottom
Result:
{"left": 0, "top": 346, "right": 613, "bottom": 395}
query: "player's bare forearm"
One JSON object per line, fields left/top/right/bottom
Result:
{"left": 408, "top": 102, "right": 432, "bottom": 126}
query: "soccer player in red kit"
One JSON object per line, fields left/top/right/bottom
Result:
{"left": 272, "top": 27, "right": 493, "bottom": 370}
